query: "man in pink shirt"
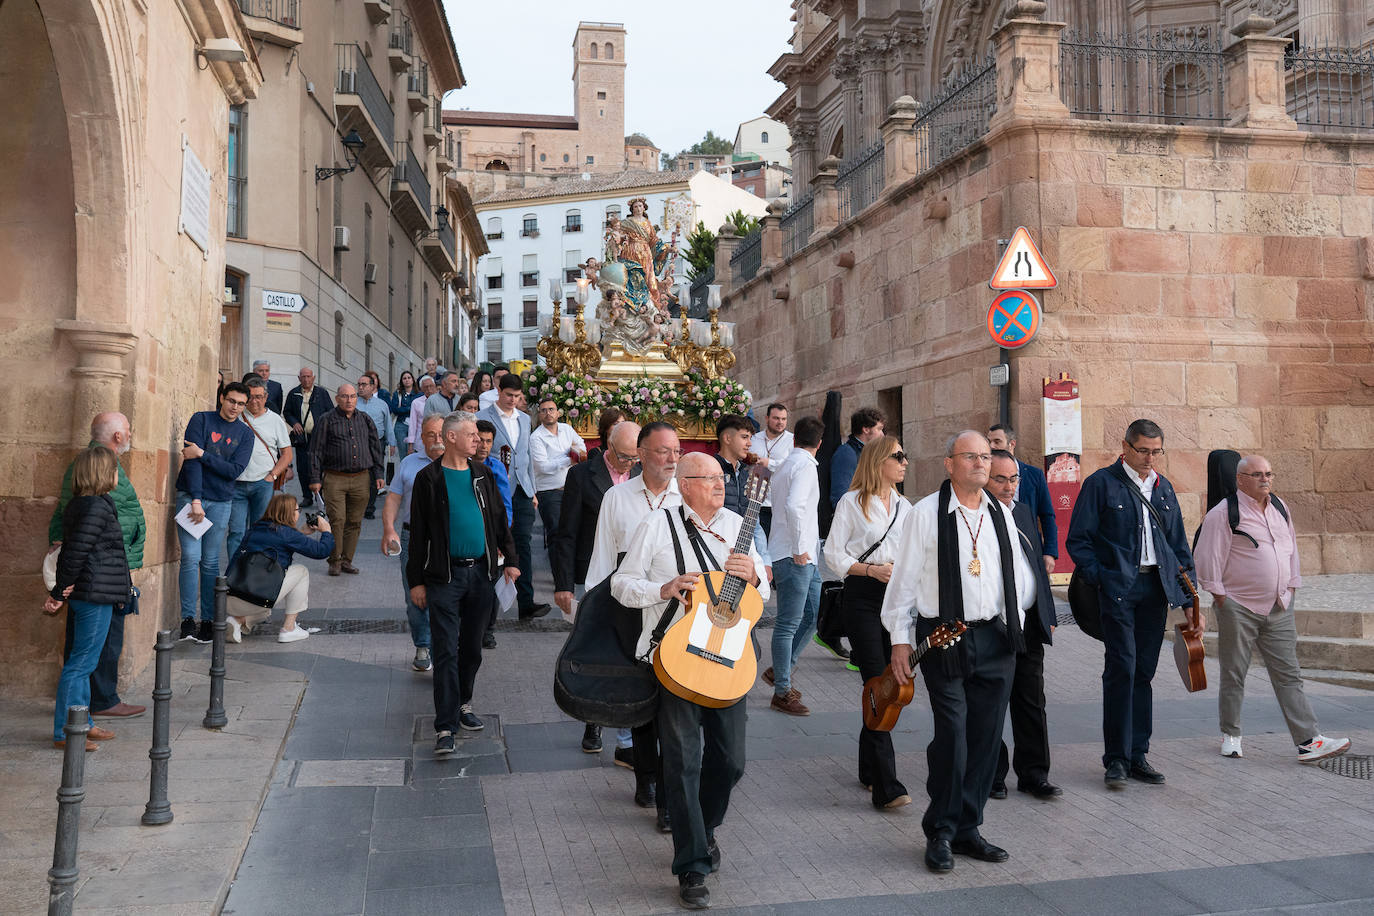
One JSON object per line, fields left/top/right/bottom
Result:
{"left": 1194, "top": 454, "right": 1350, "bottom": 764}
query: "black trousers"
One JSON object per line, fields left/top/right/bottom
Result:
{"left": 758, "top": 506, "right": 773, "bottom": 539}
{"left": 657, "top": 688, "right": 746, "bottom": 877}
{"left": 63, "top": 607, "right": 123, "bottom": 711}
{"left": 994, "top": 624, "right": 1051, "bottom": 787}
{"left": 842, "top": 575, "right": 907, "bottom": 807}
{"left": 1100, "top": 571, "right": 1168, "bottom": 768}
{"left": 631, "top": 716, "right": 666, "bottom": 815}
{"left": 428, "top": 564, "right": 494, "bottom": 733}
{"left": 511, "top": 487, "right": 537, "bottom": 612}
{"left": 920, "top": 621, "right": 1015, "bottom": 843}
{"left": 291, "top": 435, "right": 317, "bottom": 491}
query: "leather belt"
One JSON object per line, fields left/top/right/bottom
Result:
{"left": 1139, "top": 564, "right": 1158, "bottom": 573}
{"left": 326, "top": 469, "right": 369, "bottom": 476}
{"left": 450, "top": 556, "right": 479, "bottom": 568}
{"left": 963, "top": 618, "right": 998, "bottom": 629}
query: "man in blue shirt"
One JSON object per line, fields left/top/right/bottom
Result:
{"left": 474, "top": 421, "right": 513, "bottom": 524}
{"left": 358, "top": 373, "right": 395, "bottom": 520}
{"left": 176, "top": 382, "right": 255, "bottom": 642}
{"left": 828, "top": 407, "right": 886, "bottom": 508}
{"left": 988, "top": 423, "right": 1057, "bottom": 577}
{"left": 383, "top": 415, "right": 444, "bottom": 672}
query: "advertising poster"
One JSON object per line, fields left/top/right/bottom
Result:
{"left": 1043, "top": 373, "right": 1081, "bottom": 583}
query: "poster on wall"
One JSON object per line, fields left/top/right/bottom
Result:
{"left": 1043, "top": 372, "right": 1081, "bottom": 584}
{"left": 179, "top": 136, "right": 211, "bottom": 258}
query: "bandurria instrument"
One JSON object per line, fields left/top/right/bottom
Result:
{"left": 861, "top": 621, "right": 967, "bottom": 731}
{"left": 1174, "top": 571, "right": 1207, "bottom": 693}
{"left": 653, "top": 470, "right": 770, "bottom": 708}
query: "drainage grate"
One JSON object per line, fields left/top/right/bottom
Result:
{"left": 1316, "top": 753, "right": 1372, "bottom": 780}
{"left": 256, "top": 619, "right": 411, "bottom": 636}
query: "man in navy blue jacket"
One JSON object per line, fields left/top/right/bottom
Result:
{"left": 1067, "top": 419, "right": 1195, "bottom": 789}
{"left": 989, "top": 424, "right": 1057, "bottom": 577}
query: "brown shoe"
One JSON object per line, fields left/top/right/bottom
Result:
{"left": 340, "top": 561, "right": 360, "bottom": 574}
{"left": 54, "top": 739, "right": 99, "bottom": 752}
{"left": 883, "top": 794, "right": 912, "bottom": 810}
{"left": 87, "top": 726, "right": 116, "bottom": 741}
{"left": 328, "top": 561, "right": 341, "bottom": 576}
{"left": 770, "top": 691, "right": 810, "bottom": 716}
{"left": 93, "top": 702, "right": 146, "bottom": 718}
{"left": 761, "top": 666, "right": 775, "bottom": 686}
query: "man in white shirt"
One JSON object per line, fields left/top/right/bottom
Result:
{"left": 529, "top": 396, "right": 587, "bottom": 559}
{"left": 228, "top": 376, "right": 294, "bottom": 559}
{"left": 881, "top": 430, "right": 1035, "bottom": 874}
{"left": 749, "top": 402, "right": 793, "bottom": 539}
{"left": 763, "top": 416, "right": 823, "bottom": 716}
{"left": 406, "top": 375, "right": 437, "bottom": 454}
{"left": 611, "top": 452, "right": 769, "bottom": 911}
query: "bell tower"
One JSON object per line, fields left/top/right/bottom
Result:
{"left": 571, "top": 21, "right": 626, "bottom": 172}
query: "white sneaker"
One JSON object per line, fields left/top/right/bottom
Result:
{"left": 1220, "top": 734, "right": 1243, "bottom": 758}
{"left": 227, "top": 618, "right": 243, "bottom": 644}
{"left": 1298, "top": 735, "right": 1351, "bottom": 763}
{"left": 277, "top": 626, "right": 310, "bottom": 644}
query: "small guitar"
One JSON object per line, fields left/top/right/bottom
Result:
{"left": 1174, "top": 571, "right": 1207, "bottom": 693}
{"left": 861, "top": 621, "right": 967, "bottom": 731}
{"left": 653, "top": 470, "right": 770, "bottom": 708}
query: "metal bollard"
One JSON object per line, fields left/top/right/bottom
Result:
{"left": 48, "top": 706, "right": 89, "bottom": 916}
{"left": 142, "top": 629, "right": 174, "bottom": 826}
{"left": 203, "top": 576, "right": 228, "bottom": 729}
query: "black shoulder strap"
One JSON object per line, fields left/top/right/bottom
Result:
{"left": 1225, "top": 493, "right": 1258, "bottom": 547}
{"left": 648, "top": 508, "right": 688, "bottom": 651}
{"left": 680, "top": 508, "right": 723, "bottom": 605}
{"left": 1271, "top": 493, "right": 1290, "bottom": 523}
{"left": 856, "top": 501, "right": 901, "bottom": 564}
{"left": 1112, "top": 462, "right": 1166, "bottom": 531}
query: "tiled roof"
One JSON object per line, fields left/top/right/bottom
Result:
{"left": 475, "top": 170, "right": 693, "bottom": 206}
{"left": 625, "top": 133, "right": 657, "bottom": 148}
{"left": 443, "top": 110, "right": 578, "bottom": 130}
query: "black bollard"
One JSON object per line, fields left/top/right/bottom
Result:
{"left": 203, "top": 576, "right": 228, "bottom": 729}
{"left": 48, "top": 706, "right": 89, "bottom": 916}
{"left": 142, "top": 629, "right": 174, "bottom": 826}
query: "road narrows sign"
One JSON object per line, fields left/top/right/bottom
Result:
{"left": 987, "top": 289, "right": 1041, "bottom": 349}
{"left": 990, "top": 226, "right": 1057, "bottom": 290}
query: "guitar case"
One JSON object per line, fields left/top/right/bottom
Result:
{"left": 553, "top": 578, "right": 661, "bottom": 729}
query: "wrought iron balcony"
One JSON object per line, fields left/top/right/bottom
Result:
{"left": 237, "top": 0, "right": 300, "bottom": 46}
{"left": 335, "top": 44, "right": 394, "bottom": 169}
{"left": 390, "top": 141, "right": 431, "bottom": 233}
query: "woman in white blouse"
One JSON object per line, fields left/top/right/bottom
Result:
{"left": 823, "top": 435, "right": 912, "bottom": 810}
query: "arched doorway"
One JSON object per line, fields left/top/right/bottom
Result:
{"left": 485, "top": 159, "right": 511, "bottom": 171}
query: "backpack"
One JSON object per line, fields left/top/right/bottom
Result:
{"left": 1222, "top": 491, "right": 1289, "bottom": 548}
{"left": 1191, "top": 449, "right": 1289, "bottom": 549}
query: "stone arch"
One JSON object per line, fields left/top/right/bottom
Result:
{"left": 827, "top": 126, "right": 844, "bottom": 160}
{"left": 924, "top": 0, "right": 1002, "bottom": 89}
{"left": 485, "top": 159, "right": 510, "bottom": 171}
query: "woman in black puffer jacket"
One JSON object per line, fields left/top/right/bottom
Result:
{"left": 44, "top": 446, "right": 131, "bottom": 751}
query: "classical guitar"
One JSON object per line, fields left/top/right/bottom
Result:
{"left": 861, "top": 621, "right": 967, "bottom": 731}
{"left": 1174, "top": 571, "right": 1207, "bottom": 693}
{"left": 653, "top": 470, "right": 770, "bottom": 708}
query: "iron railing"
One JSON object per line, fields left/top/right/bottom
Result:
{"left": 408, "top": 60, "right": 429, "bottom": 96}
{"left": 393, "top": 141, "right": 430, "bottom": 214}
{"left": 336, "top": 44, "right": 394, "bottom": 143}
{"left": 227, "top": 176, "right": 246, "bottom": 238}
{"left": 442, "top": 130, "right": 457, "bottom": 163}
{"left": 237, "top": 0, "right": 298, "bottom": 27}
{"left": 836, "top": 141, "right": 885, "bottom": 223}
{"left": 1286, "top": 44, "right": 1374, "bottom": 133}
{"left": 439, "top": 221, "right": 456, "bottom": 261}
{"left": 912, "top": 55, "right": 997, "bottom": 178}
{"left": 1059, "top": 29, "right": 1225, "bottom": 125}
{"left": 731, "top": 230, "right": 762, "bottom": 283}
{"left": 389, "top": 17, "right": 413, "bottom": 55}
{"left": 430, "top": 96, "right": 443, "bottom": 133}
{"left": 780, "top": 193, "right": 815, "bottom": 258}
{"left": 686, "top": 265, "right": 715, "bottom": 317}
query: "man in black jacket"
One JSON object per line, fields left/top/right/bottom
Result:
{"left": 283, "top": 367, "right": 334, "bottom": 496}
{"left": 407, "top": 413, "right": 520, "bottom": 754}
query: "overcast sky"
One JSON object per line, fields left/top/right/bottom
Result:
{"left": 440, "top": 1, "right": 795, "bottom": 157}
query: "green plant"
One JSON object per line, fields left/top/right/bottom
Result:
{"left": 684, "top": 221, "right": 716, "bottom": 282}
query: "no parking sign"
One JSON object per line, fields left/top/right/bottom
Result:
{"left": 986, "top": 289, "right": 1041, "bottom": 349}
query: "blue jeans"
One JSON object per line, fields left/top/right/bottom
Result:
{"left": 54, "top": 600, "right": 112, "bottom": 741}
{"left": 399, "top": 527, "right": 430, "bottom": 648}
{"left": 227, "top": 479, "right": 275, "bottom": 560}
{"left": 176, "top": 492, "right": 232, "bottom": 621}
{"left": 770, "top": 556, "right": 820, "bottom": 694}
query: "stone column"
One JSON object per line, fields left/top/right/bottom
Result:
{"left": 811, "top": 157, "right": 841, "bottom": 235}
{"left": 858, "top": 38, "right": 888, "bottom": 147}
{"left": 833, "top": 43, "right": 861, "bottom": 159}
{"left": 881, "top": 96, "right": 920, "bottom": 189}
{"left": 760, "top": 199, "right": 786, "bottom": 271}
{"left": 1224, "top": 17, "right": 1297, "bottom": 130}
{"left": 987, "top": 1, "right": 1071, "bottom": 131}
{"left": 790, "top": 120, "right": 818, "bottom": 194}
{"left": 714, "top": 223, "right": 739, "bottom": 290}
{"left": 56, "top": 320, "right": 138, "bottom": 448}
{"left": 1297, "top": 0, "right": 1343, "bottom": 48}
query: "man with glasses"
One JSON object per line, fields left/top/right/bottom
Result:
{"left": 176, "top": 382, "right": 255, "bottom": 642}
{"left": 228, "top": 377, "right": 294, "bottom": 558}
{"left": 1067, "top": 418, "right": 1196, "bottom": 789}
{"left": 1195, "top": 455, "right": 1350, "bottom": 764}
{"left": 356, "top": 373, "right": 395, "bottom": 520}
{"left": 530, "top": 396, "right": 587, "bottom": 557}
{"left": 479, "top": 374, "right": 547, "bottom": 619}
{"left": 310, "top": 384, "right": 386, "bottom": 576}
{"left": 284, "top": 367, "right": 333, "bottom": 496}
{"left": 988, "top": 424, "right": 1057, "bottom": 577}
{"left": 552, "top": 420, "right": 641, "bottom": 754}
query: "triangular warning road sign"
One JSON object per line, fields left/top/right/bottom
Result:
{"left": 989, "top": 226, "right": 1057, "bottom": 290}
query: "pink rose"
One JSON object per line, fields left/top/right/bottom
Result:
{"left": 570, "top": 408, "right": 580, "bottom": 417}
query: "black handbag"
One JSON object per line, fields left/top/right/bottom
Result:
{"left": 817, "top": 503, "right": 901, "bottom": 644}
{"left": 1067, "top": 569, "right": 1102, "bottom": 640}
{"left": 227, "top": 551, "right": 286, "bottom": 609}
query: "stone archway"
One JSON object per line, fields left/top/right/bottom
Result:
{"left": 924, "top": 0, "right": 1003, "bottom": 88}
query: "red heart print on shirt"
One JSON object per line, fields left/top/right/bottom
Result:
{"left": 210, "top": 432, "right": 222, "bottom": 443}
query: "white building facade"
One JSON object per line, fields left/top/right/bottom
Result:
{"left": 475, "top": 171, "right": 766, "bottom": 364}
{"left": 734, "top": 116, "right": 792, "bottom": 168}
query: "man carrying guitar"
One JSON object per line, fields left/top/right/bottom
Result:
{"left": 880, "top": 431, "right": 1038, "bottom": 873}
{"left": 612, "top": 452, "right": 769, "bottom": 910}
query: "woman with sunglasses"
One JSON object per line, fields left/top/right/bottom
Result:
{"left": 823, "top": 436, "right": 912, "bottom": 810}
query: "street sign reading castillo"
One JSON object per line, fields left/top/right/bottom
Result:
{"left": 986, "top": 289, "right": 1041, "bottom": 349}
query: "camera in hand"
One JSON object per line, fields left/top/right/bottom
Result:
{"left": 304, "top": 509, "right": 327, "bottom": 528}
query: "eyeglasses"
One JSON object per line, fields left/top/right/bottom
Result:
{"left": 612, "top": 450, "right": 639, "bottom": 463}
{"left": 644, "top": 447, "right": 684, "bottom": 459}
{"left": 1240, "top": 471, "right": 1275, "bottom": 480}
{"left": 952, "top": 452, "right": 992, "bottom": 463}
{"left": 888, "top": 452, "right": 908, "bottom": 463}
{"left": 224, "top": 397, "right": 247, "bottom": 407}
{"left": 682, "top": 474, "right": 726, "bottom": 483}
{"left": 989, "top": 474, "right": 1021, "bottom": 485}
{"left": 1127, "top": 445, "right": 1166, "bottom": 458}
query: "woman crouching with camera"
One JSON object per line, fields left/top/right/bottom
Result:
{"left": 822, "top": 435, "right": 911, "bottom": 810}
{"left": 227, "top": 493, "right": 333, "bottom": 643}
{"left": 45, "top": 446, "right": 131, "bottom": 751}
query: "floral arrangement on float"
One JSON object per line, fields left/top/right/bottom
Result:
{"left": 523, "top": 367, "right": 610, "bottom": 422}
{"left": 522, "top": 367, "right": 751, "bottom": 431}
{"left": 684, "top": 372, "right": 750, "bottom": 421}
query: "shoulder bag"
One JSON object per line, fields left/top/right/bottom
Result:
{"left": 816, "top": 498, "right": 901, "bottom": 648}
{"left": 246, "top": 418, "right": 287, "bottom": 491}
{"left": 227, "top": 548, "right": 285, "bottom": 608}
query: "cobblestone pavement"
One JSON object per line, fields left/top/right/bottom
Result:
{"left": 7, "top": 513, "right": 1372, "bottom": 914}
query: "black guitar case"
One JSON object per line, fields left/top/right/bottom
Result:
{"left": 553, "top": 578, "right": 661, "bottom": 729}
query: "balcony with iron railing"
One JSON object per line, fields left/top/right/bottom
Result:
{"left": 227, "top": 176, "right": 246, "bottom": 239}
{"left": 424, "top": 97, "right": 442, "bottom": 147}
{"left": 407, "top": 61, "right": 429, "bottom": 112}
{"left": 363, "top": 0, "right": 389, "bottom": 26}
{"left": 421, "top": 216, "right": 458, "bottom": 274}
{"left": 388, "top": 17, "right": 413, "bottom": 72}
{"left": 436, "top": 129, "right": 455, "bottom": 172}
{"left": 335, "top": 44, "right": 395, "bottom": 169}
{"left": 236, "top": 0, "right": 300, "bottom": 45}
{"left": 390, "top": 141, "right": 431, "bottom": 233}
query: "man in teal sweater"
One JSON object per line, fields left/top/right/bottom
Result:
{"left": 48, "top": 412, "right": 146, "bottom": 719}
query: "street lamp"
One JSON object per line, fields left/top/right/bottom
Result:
{"left": 416, "top": 204, "right": 450, "bottom": 240}
{"left": 315, "top": 130, "right": 366, "bottom": 182}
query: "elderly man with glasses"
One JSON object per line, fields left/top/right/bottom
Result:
{"left": 1067, "top": 418, "right": 1196, "bottom": 790}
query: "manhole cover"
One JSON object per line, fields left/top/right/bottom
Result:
{"left": 1317, "top": 753, "right": 1371, "bottom": 780}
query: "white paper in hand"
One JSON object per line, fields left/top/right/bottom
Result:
{"left": 494, "top": 574, "right": 517, "bottom": 613}
{"left": 175, "top": 503, "right": 213, "bottom": 540}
